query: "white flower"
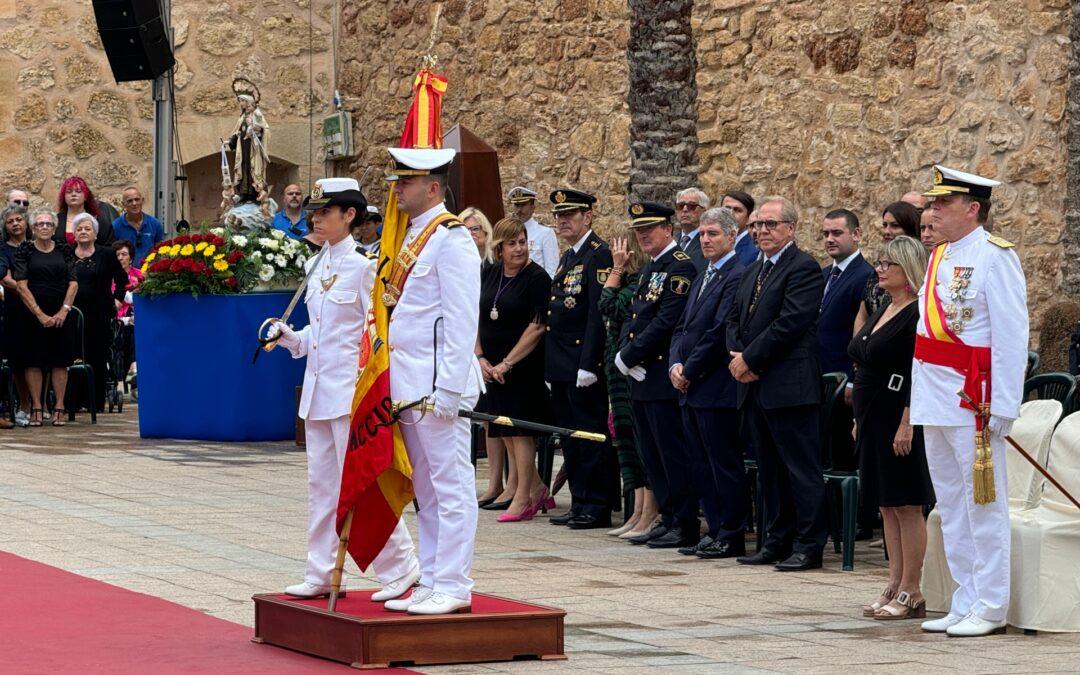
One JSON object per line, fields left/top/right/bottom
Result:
{"left": 294, "top": 255, "right": 305, "bottom": 267}
{"left": 250, "top": 250, "right": 263, "bottom": 260}
{"left": 210, "top": 227, "right": 225, "bottom": 236}
{"left": 273, "top": 254, "right": 286, "bottom": 267}
{"left": 231, "top": 235, "right": 248, "bottom": 247}
{"left": 257, "top": 237, "right": 273, "bottom": 248}
{"left": 270, "top": 229, "right": 286, "bottom": 240}
{"left": 258, "top": 264, "right": 275, "bottom": 282}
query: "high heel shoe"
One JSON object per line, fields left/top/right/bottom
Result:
{"left": 874, "top": 591, "right": 926, "bottom": 621}
{"left": 477, "top": 497, "right": 496, "bottom": 508}
{"left": 863, "top": 587, "right": 897, "bottom": 617}
{"left": 620, "top": 514, "right": 659, "bottom": 539}
{"left": 607, "top": 514, "right": 641, "bottom": 536}
{"left": 497, "top": 509, "right": 534, "bottom": 522}
{"left": 481, "top": 499, "right": 512, "bottom": 511}
{"left": 532, "top": 486, "right": 552, "bottom": 514}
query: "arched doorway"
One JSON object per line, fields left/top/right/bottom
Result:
{"left": 182, "top": 154, "right": 300, "bottom": 227}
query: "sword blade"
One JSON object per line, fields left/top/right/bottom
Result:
{"left": 278, "top": 246, "right": 327, "bottom": 325}
{"left": 392, "top": 400, "right": 606, "bottom": 443}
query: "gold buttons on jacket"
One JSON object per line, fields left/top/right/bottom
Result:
{"left": 629, "top": 332, "right": 635, "bottom": 339}
{"left": 389, "top": 345, "right": 395, "bottom": 352}
{"left": 575, "top": 339, "right": 581, "bottom": 345}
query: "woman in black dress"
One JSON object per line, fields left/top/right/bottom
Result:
{"left": 14, "top": 209, "right": 77, "bottom": 426}
{"left": 853, "top": 201, "right": 921, "bottom": 335}
{"left": 71, "top": 213, "right": 127, "bottom": 413}
{"left": 475, "top": 217, "right": 554, "bottom": 522}
{"left": 1, "top": 205, "right": 32, "bottom": 427}
{"left": 849, "top": 235, "right": 933, "bottom": 621}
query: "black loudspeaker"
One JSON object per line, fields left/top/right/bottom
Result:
{"left": 92, "top": 0, "right": 175, "bottom": 82}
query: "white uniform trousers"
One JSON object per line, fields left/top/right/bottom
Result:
{"left": 397, "top": 391, "right": 479, "bottom": 602}
{"left": 303, "top": 415, "right": 417, "bottom": 587}
{"left": 923, "top": 425, "right": 1010, "bottom": 622}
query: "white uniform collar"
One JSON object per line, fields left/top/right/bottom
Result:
{"left": 831, "top": 249, "right": 863, "bottom": 272}
{"left": 652, "top": 239, "right": 678, "bottom": 262}
{"left": 947, "top": 225, "right": 986, "bottom": 252}
{"left": 524, "top": 216, "right": 540, "bottom": 229}
{"left": 410, "top": 202, "right": 448, "bottom": 230}
{"left": 571, "top": 229, "right": 593, "bottom": 254}
{"left": 326, "top": 235, "right": 356, "bottom": 260}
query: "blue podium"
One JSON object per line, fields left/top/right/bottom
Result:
{"left": 133, "top": 292, "right": 308, "bottom": 442}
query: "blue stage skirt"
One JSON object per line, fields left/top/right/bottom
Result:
{"left": 134, "top": 292, "right": 308, "bottom": 442}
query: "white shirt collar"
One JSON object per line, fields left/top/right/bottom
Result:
{"left": 765, "top": 240, "right": 794, "bottom": 265}
{"left": 735, "top": 230, "right": 750, "bottom": 244}
{"left": 571, "top": 229, "right": 593, "bottom": 254}
{"left": 410, "top": 202, "right": 448, "bottom": 230}
{"left": 711, "top": 249, "right": 736, "bottom": 270}
{"left": 830, "top": 249, "right": 863, "bottom": 273}
{"left": 680, "top": 227, "right": 700, "bottom": 241}
{"left": 652, "top": 240, "right": 678, "bottom": 262}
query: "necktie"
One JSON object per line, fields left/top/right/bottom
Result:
{"left": 749, "top": 260, "right": 773, "bottom": 312}
{"left": 820, "top": 264, "right": 842, "bottom": 311}
{"left": 697, "top": 266, "right": 717, "bottom": 299}
{"left": 680, "top": 234, "right": 691, "bottom": 250}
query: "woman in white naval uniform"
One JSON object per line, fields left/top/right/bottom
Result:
{"left": 272, "top": 178, "right": 419, "bottom": 601}
{"left": 379, "top": 147, "right": 484, "bottom": 616}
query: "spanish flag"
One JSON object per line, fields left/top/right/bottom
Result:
{"left": 335, "top": 68, "right": 447, "bottom": 570}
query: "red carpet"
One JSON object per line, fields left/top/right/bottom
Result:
{"left": 283, "top": 589, "right": 548, "bottom": 617}
{"left": 0, "top": 551, "right": 413, "bottom": 673}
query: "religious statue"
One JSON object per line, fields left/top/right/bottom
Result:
{"left": 221, "top": 78, "right": 272, "bottom": 221}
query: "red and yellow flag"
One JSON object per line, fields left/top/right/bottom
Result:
{"left": 335, "top": 68, "right": 447, "bottom": 570}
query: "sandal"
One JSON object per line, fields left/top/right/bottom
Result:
{"left": 862, "top": 587, "right": 897, "bottom": 617}
{"left": 874, "top": 590, "right": 926, "bottom": 621}
{"left": 29, "top": 409, "right": 43, "bottom": 427}
{"left": 51, "top": 409, "right": 67, "bottom": 427}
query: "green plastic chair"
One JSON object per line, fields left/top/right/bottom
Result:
{"left": 820, "top": 371, "right": 858, "bottom": 571}
{"left": 1026, "top": 351, "right": 1040, "bottom": 379}
{"left": 1023, "top": 373, "right": 1077, "bottom": 417}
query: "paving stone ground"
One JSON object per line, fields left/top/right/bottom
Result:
{"left": 2, "top": 407, "right": 1079, "bottom": 673}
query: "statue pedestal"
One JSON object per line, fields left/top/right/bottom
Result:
{"left": 133, "top": 292, "right": 308, "bottom": 442}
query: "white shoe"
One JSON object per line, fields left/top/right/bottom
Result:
{"left": 370, "top": 567, "right": 420, "bottom": 602}
{"left": 921, "top": 612, "right": 967, "bottom": 633}
{"left": 14, "top": 410, "right": 29, "bottom": 428}
{"left": 284, "top": 581, "right": 345, "bottom": 599}
{"left": 946, "top": 614, "right": 1007, "bottom": 637}
{"left": 407, "top": 591, "right": 471, "bottom": 615}
{"left": 384, "top": 585, "right": 432, "bottom": 612}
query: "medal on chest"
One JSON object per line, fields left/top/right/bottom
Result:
{"left": 942, "top": 265, "right": 976, "bottom": 334}
{"left": 562, "top": 265, "right": 584, "bottom": 295}
{"left": 644, "top": 272, "right": 667, "bottom": 302}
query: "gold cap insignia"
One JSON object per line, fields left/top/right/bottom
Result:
{"left": 933, "top": 168, "right": 943, "bottom": 185}
{"left": 630, "top": 204, "right": 644, "bottom": 216}
{"left": 310, "top": 185, "right": 324, "bottom": 200}
{"left": 555, "top": 191, "right": 566, "bottom": 204}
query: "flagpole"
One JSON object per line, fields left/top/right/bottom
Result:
{"left": 327, "top": 506, "right": 355, "bottom": 612}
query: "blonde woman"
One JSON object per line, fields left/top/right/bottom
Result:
{"left": 849, "top": 235, "right": 933, "bottom": 620}
{"left": 460, "top": 206, "right": 494, "bottom": 266}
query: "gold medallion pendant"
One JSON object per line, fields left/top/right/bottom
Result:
{"left": 320, "top": 275, "right": 337, "bottom": 291}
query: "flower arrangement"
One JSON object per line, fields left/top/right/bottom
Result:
{"left": 137, "top": 227, "right": 311, "bottom": 297}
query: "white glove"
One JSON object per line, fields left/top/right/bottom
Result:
{"left": 614, "top": 352, "right": 631, "bottom": 376}
{"left": 431, "top": 387, "right": 461, "bottom": 419}
{"left": 628, "top": 365, "right": 647, "bottom": 382}
{"left": 575, "top": 369, "right": 598, "bottom": 388}
{"left": 123, "top": 291, "right": 134, "bottom": 305}
{"left": 269, "top": 320, "right": 299, "bottom": 347}
{"left": 988, "top": 415, "right": 1014, "bottom": 438}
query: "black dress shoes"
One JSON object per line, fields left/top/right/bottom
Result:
{"left": 627, "top": 523, "right": 668, "bottom": 545}
{"left": 567, "top": 513, "right": 612, "bottom": 530}
{"left": 678, "top": 536, "right": 714, "bottom": 556}
{"left": 696, "top": 539, "right": 746, "bottom": 559}
{"left": 646, "top": 527, "right": 698, "bottom": 549}
{"left": 736, "top": 548, "right": 787, "bottom": 565}
{"left": 481, "top": 499, "right": 512, "bottom": 511}
{"left": 774, "top": 552, "right": 822, "bottom": 571}
{"left": 549, "top": 511, "right": 579, "bottom": 526}
{"left": 477, "top": 497, "right": 496, "bottom": 508}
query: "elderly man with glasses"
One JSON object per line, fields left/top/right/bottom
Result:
{"left": 673, "top": 188, "right": 708, "bottom": 273}
{"left": 6, "top": 189, "right": 30, "bottom": 208}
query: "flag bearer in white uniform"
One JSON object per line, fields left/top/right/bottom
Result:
{"left": 378, "top": 148, "right": 483, "bottom": 615}
{"left": 911, "top": 165, "right": 1028, "bottom": 637}
{"left": 271, "top": 178, "right": 419, "bottom": 601}
{"left": 508, "top": 186, "right": 560, "bottom": 278}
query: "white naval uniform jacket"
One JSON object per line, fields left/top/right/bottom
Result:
{"left": 525, "top": 217, "right": 560, "bottom": 278}
{"left": 911, "top": 226, "right": 1029, "bottom": 426}
{"left": 286, "top": 236, "right": 375, "bottom": 420}
{"left": 388, "top": 203, "right": 483, "bottom": 402}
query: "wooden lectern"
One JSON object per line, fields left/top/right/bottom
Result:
{"left": 442, "top": 124, "right": 504, "bottom": 222}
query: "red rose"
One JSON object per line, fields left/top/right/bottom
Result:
{"left": 150, "top": 260, "right": 169, "bottom": 273}
{"left": 190, "top": 233, "right": 203, "bottom": 243}
{"left": 202, "top": 268, "right": 212, "bottom": 277}
{"left": 211, "top": 235, "right": 225, "bottom": 246}
{"left": 192, "top": 261, "right": 206, "bottom": 274}
{"left": 227, "top": 250, "right": 243, "bottom": 264}
{"left": 175, "top": 235, "right": 190, "bottom": 245}
{"left": 225, "top": 277, "right": 238, "bottom": 289}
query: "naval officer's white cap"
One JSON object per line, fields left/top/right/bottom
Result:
{"left": 924, "top": 165, "right": 1001, "bottom": 200}
{"left": 507, "top": 186, "right": 538, "bottom": 204}
{"left": 384, "top": 147, "right": 457, "bottom": 181}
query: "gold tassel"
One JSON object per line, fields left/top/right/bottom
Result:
{"left": 973, "top": 404, "right": 996, "bottom": 505}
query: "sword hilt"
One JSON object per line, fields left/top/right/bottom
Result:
{"left": 257, "top": 317, "right": 285, "bottom": 351}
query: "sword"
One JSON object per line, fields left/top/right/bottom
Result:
{"left": 253, "top": 246, "right": 328, "bottom": 363}
{"left": 391, "top": 399, "right": 607, "bottom": 442}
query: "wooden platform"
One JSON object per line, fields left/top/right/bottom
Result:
{"left": 252, "top": 590, "right": 566, "bottom": 669}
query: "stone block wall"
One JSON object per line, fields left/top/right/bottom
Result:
{"left": 693, "top": 0, "right": 1071, "bottom": 325}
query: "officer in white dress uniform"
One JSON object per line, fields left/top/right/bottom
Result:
{"left": 378, "top": 148, "right": 484, "bottom": 615}
{"left": 911, "top": 165, "right": 1028, "bottom": 637}
{"left": 271, "top": 178, "right": 419, "bottom": 601}
{"left": 508, "top": 186, "right": 559, "bottom": 278}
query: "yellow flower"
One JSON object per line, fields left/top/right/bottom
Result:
{"left": 195, "top": 242, "right": 208, "bottom": 252}
{"left": 203, "top": 244, "right": 217, "bottom": 257}
{"left": 213, "top": 259, "right": 229, "bottom": 272}
{"left": 180, "top": 244, "right": 195, "bottom": 256}
{"left": 213, "top": 253, "right": 225, "bottom": 260}
{"left": 145, "top": 252, "right": 156, "bottom": 263}
{"left": 140, "top": 262, "right": 149, "bottom": 274}
{"left": 169, "top": 244, "right": 181, "bottom": 256}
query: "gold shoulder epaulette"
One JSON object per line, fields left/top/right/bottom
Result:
{"left": 590, "top": 240, "right": 600, "bottom": 249}
{"left": 672, "top": 250, "right": 691, "bottom": 261}
{"left": 987, "top": 234, "right": 1014, "bottom": 249}
{"left": 441, "top": 217, "right": 463, "bottom": 229}
{"left": 363, "top": 250, "right": 378, "bottom": 260}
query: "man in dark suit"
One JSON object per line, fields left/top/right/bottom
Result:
{"left": 616, "top": 202, "right": 700, "bottom": 548}
{"left": 721, "top": 191, "right": 759, "bottom": 266}
{"left": 674, "top": 187, "right": 708, "bottom": 272}
{"left": 545, "top": 188, "right": 618, "bottom": 530}
{"left": 670, "top": 206, "right": 748, "bottom": 559}
{"left": 817, "top": 209, "right": 874, "bottom": 470}
{"left": 727, "top": 196, "right": 828, "bottom": 571}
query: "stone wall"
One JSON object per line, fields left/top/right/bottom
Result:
{"left": 0, "top": 0, "right": 333, "bottom": 224}
{"left": 336, "top": 0, "right": 631, "bottom": 222}
{"left": 693, "top": 0, "right": 1072, "bottom": 329}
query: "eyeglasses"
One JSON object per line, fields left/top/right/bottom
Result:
{"left": 10, "top": 200, "right": 29, "bottom": 206}
{"left": 873, "top": 259, "right": 898, "bottom": 270}
{"left": 752, "top": 219, "right": 791, "bottom": 231}
{"left": 33, "top": 221, "right": 56, "bottom": 228}
{"left": 466, "top": 225, "right": 482, "bottom": 234}
{"left": 675, "top": 202, "right": 702, "bottom": 211}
